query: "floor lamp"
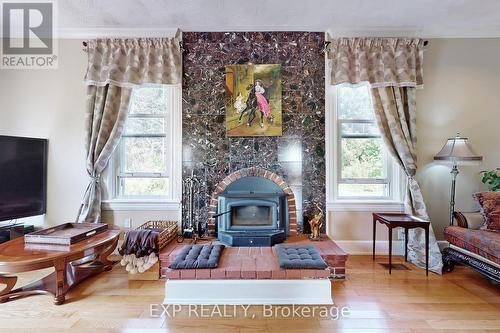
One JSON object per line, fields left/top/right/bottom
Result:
{"left": 434, "top": 133, "right": 482, "bottom": 226}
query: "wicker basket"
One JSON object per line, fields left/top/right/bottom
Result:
{"left": 136, "top": 220, "right": 178, "bottom": 251}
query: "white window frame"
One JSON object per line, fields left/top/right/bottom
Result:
{"left": 337, "top": 119, "right": 392, "bottom": 200}
{"left": 117, "top": 112, "right": 171, "bottom": 200}
{"left": 326, "top": 84, "right": 404, "bottom": 213}
{"left": 102, "top": 84, "right": 182, "bottom": 211}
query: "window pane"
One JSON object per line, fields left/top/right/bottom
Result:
{"left": 125, "top": 117, "right": 165, "bottom": 136}
{"left": 340, "top": 122, "right": 379, "bottom": 137}
{"left": 123, "top": 137, "right": 166, "bottom": 173}
{"left": 121, "top": 177, "right": 169, "bottom": 196}
{"left": 337, "top": 84, "right": 374, "bottom": 120}
{"left": 341, "top": 138, "right": 384, "bottom": 179}
{"left": 338, "top": 183, "right": 387, "bottom": 197}
{"left": 129, "top": 86, "right": 167, "bottom": 115}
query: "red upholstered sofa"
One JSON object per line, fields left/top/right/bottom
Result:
{"left": 443, "top": 211, "right": 499, "bottom": 282}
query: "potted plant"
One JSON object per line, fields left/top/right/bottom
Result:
{"left": 480, "top": 168, "right": 500, "bottom": 191}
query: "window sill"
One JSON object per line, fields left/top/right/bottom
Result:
{"left": 102, "top": 199, "right": 181, "bottom": 211}
{"left": 327, "top": 200, "right": 404, "bottom": 212}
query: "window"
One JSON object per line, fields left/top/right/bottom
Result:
{"left": 334, "top": 83, "right": 395, "bottom": 200}
{"left": 118, "top": 86, "right": 170, "bottom": 197}
{"left": 105, "top": 84, "right": 182, "bottom": 207}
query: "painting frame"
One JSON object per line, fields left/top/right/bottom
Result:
{"left": 225, "top": 64, "right": 282, "bottom": 137}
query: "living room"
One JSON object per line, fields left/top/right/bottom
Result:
{"left": 0, "top": 1, "right": 499, "bottom": 332}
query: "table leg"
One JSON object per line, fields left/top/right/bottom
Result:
{"left": 425, "top": 226, "right": 429, "bottom": 276}
{"left": 404, "top": 228, "right": 408, "bottom": 262}
{"left": 0, "top": 275, "right": 17, "bottom": 303}
{"left": 0, "top": 272, "right": 58, "bottom": 304}
{"left": 372, "top": 216, "right": 376, "bottom": 261}
{"left": 53, "top": 259, "right": 67, "bottom": 305}
{"left": 388, "top": 226, "right": 392, "bottom": 274}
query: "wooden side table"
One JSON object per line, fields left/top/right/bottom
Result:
{"left": 372, "top": 213, "right": 430, "bottom": 276}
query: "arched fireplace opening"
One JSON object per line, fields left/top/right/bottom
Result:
{"left": 207, "top": 167, "right": 297, "bottom": 246}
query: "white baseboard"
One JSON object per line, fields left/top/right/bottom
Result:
{"left": 335, "top": 240, "right": 450, "bottom": 255}
{"left": 335, "top": 240, "right": 404, "bottom": 255}
{"left": 164, "top": 279, "right": 333, "bottom": 305}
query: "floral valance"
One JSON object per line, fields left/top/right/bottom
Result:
{"left": 84, "top": 37, "right": 182, "bottom": 87}
{"left": 328, "top": 37, "right": 424, "bottom": 88}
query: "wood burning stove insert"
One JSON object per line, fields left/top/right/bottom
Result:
{"left": 216, "top": 176, "right": 288, "bottom": 246}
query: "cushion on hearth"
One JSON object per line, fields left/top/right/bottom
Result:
{"left": 473, "top": 191, "right": 500, "bottom": 231}
{"left": 169, "top": 244, "right": 225, "bottom": 269}
{"left": 275, "top": 244, "right": 328, "bottom": 269}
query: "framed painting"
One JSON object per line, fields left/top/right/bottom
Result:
{"left": 225, "top": 64, "right": 282, "bottom": 137}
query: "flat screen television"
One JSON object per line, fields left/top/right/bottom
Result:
{"left": 0, "top": 136, "right": 48, "bottom": 221}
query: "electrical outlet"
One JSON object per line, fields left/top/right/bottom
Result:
{"left": 124, "top": 218, "right": 132, "bottom": 228}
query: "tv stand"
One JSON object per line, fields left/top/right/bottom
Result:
{"left": 0, "top": 223, "right": 34, "bottom": 244}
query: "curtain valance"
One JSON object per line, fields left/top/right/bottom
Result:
{"left": 84, "top": 37, "right": 182, "bottom": 87}
{"left": 328, "top": 37, "right": 424, "bottom": 88}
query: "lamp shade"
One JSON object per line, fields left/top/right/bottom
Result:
{"left": 434, "top": 134, "right": 482, "bottom": 164}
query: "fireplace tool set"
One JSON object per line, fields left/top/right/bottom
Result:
{"left": 179, "top": 171, "right": 204, "bottom": 243}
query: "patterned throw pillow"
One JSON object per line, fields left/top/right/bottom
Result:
{"left": 473, "top": 192, "right": 500, "bottom": 231}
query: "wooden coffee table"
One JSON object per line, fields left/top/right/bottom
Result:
{"left": 0, "top": 229, "right": 119, "bottom": 305}
{"left": 372, "top": 213, "right": 430, "bottom": 275}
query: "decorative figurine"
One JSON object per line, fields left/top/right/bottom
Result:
{"left": 308, "top": 203, "right": 324, "bottom": 241}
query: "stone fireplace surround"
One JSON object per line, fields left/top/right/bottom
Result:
{"left": 208, "top": 167, "right": 298, "bottom": 237}
{"left": 181, "top": 32, "right": 326, "bottom": 235}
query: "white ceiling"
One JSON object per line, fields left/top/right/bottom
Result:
{"left": 56, "top": 0, "right": 500, "bottom": 38}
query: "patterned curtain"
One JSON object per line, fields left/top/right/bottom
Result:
{"left": 77, "top": 36, "right": 182, "bottom": 223}
{"left": 371, "top": 87, "right": 443, "bottom": 273}
{"left": 76, "top": 85, "right": 131, "bottom": 222}
{"left": 329, "top": 37, "right": 443, "bottom": 273}
{"left": 84, "top": 38, "right": 182, "bottom": 87}
{"left": 328, "top": 37, "right": 424, "bottom": 88}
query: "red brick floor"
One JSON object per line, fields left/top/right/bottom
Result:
{"left": 159, "top": 235, "right": 348, "bottom": 280}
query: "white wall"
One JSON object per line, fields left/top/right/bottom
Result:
{"left": 329, "top": 38, "right": 500, "bottom": 246}
{"left": 0, "top": 39, "right": 178, "bottom": 228}
{"left": 0, "top": 40, "right": 87, "bottom": 227}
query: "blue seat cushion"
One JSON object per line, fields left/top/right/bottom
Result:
{"left": 169, "top": 244, "right": 225, "bottom": 269}
{"left": 275, "top": 244, "right": 328, "bottom": 269}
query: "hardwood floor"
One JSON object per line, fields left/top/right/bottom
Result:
{"left": 0, "top": 255, "right": 498, "bottom": 332}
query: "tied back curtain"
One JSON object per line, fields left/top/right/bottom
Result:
{"left": 76, "top": 85, "right": 131, "bottom": 222}
{"left": 329, "top": 37, "right": 443, "bottom": 274}
{"left": 77, "top": 37, "right": 182, "bottom": 223}
{"left": 371, "top": 87, "right": 443, "bottom": 273}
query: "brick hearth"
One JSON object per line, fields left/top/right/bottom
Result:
{"left": 159, "top": 235, "right": 348, "bottom": 280}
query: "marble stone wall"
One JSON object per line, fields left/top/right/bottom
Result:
{"left": 182, "top": 32, "right": 325, "bottom": 234}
